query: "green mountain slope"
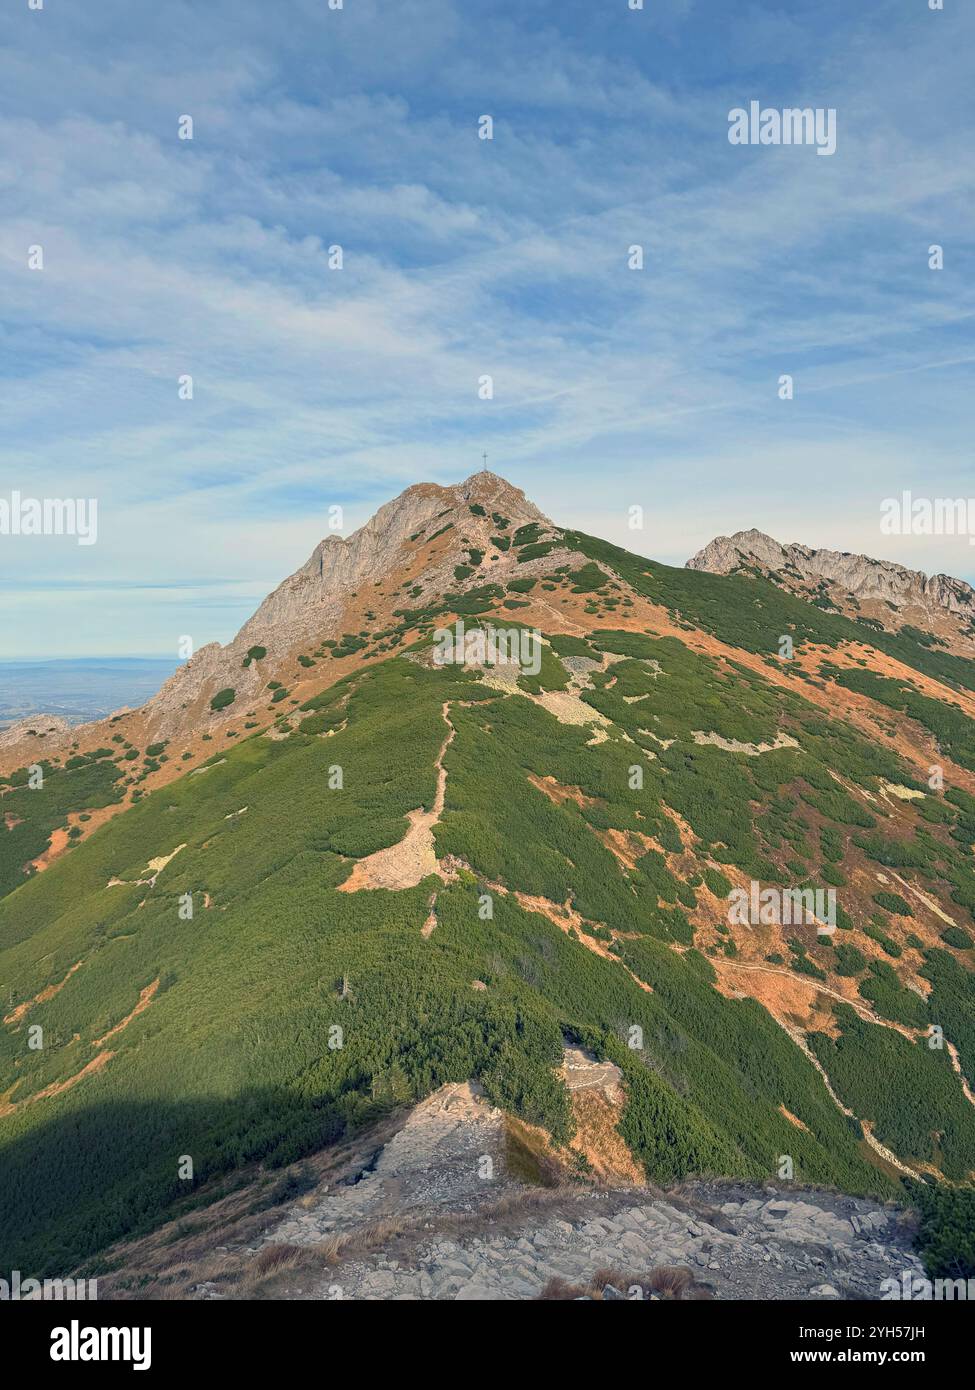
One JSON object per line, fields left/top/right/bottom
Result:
{"left": 3, "top": 530, "right": 975, "bottom": 1275}
{"left": 566, "top": 529, "right": 975, "bottom": 694}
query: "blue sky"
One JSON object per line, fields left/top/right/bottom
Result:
{"left": 1, "top": 0, "right": 973, "bottom": 657}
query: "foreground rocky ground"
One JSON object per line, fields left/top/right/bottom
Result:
{"left": 225, "top": 1083, "right": 923, "bottom": 1302}
{"left": 254, "top": 1183, "right": 921, "bottom": 1302}
{"left": 87, "top": 1079, "right": 926, "bottom": 1302}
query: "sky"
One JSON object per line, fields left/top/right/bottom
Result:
{"left": 1, "top": 0, "right": 973, "bottom": 658}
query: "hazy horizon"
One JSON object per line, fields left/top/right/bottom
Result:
{"left": 0, "top": 656, "right": 179, "bottom": 728}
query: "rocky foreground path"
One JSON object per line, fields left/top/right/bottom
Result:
{"left": 284, "top": 1186, "right": 921, "bottom": 1301}
{"left": 246, "top": 1085, "right": 924, "bottom": 1301}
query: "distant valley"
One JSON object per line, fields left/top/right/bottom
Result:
{"left": 0, "top": 658, "right": 177, "bottom": 731}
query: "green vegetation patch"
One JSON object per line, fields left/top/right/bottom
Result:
{"left": 0, "top": 758, "right": 124, "bottom": 900}
{"left": 873, "top": 891, "right": 914, "bottom": 917}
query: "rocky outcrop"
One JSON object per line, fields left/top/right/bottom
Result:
{"left": 687, "top": 529, "right": 975, "bottom": 618}
{"left": 285, "top": 1185, "right": 920, "bottom": 1302}
{"left": 0, "top": 713, "right": 73, "bottom": 752}
{"left": 83, "top": 1082, "right": 926, "bottom": 1303}
{"left": 229, "top": 1073, "right": 922, "bottom": 1302}
{"left": 219, "top": 1080, "right": 922, "bottom": 1303}
{"left": 136, "top": 471, "right": 556, "bottom": 740}
{"left": 240, "top": 471, "right": 547, "bottom": 648}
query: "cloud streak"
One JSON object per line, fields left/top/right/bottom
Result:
{"left": 1, "top": 0, "right": 973, "bottom": 656}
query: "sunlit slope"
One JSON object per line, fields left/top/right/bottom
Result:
{"left": 0, "top": 753, "right": 124, "bottom": 899}
{"left": 567, "top": 529, "right": 975, "bottom": 696}
{"left": 3, "top": 576, "right": 975, "bottom": 1272}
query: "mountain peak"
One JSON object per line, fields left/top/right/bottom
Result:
{"left": 687, "top": 529, "right": 975, "bottom": 641}
{"left": 134, "top": 469, "right": 560, "bottom": 736}
{"left": 396, "top": 468, "right": 544, "bottom": 517}
{"left": 457, "top": 467, "right": 528, "bottom": 496}
{"left": 290, "top": 469, "right": 548, "bottom": 590}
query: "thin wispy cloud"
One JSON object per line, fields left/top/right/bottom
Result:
{"left": 1, "top": 0, "right": 972, "bottom": 656}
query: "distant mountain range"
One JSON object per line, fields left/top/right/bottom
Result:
{"left": 1, "top": 472, "right": 973, "bottom": 1289}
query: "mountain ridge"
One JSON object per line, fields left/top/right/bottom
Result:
{"left": 687, "top": 528, "right": 975, "bottom": 654}
{"left": 2, "top": 472, "right": 975, "bottom": 1286}
{"left": 237, "top": 470, "right": 550, "bottom": 645}
{"left": 6, "top": 482, "right": 975, "bottom": 768}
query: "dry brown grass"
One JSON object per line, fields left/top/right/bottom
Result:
{"left": 537, "top": 1264, "right": 712, "bottom": 1301}
{"left": 503, "top": 1116, "right": 569, "bottom": 1188}
{"left": 536, "top": 1275, "right": 582, "bottom": 1300}
{"left": 83, "top": 1110, "right": 412, "bottom": 1301}
{"left": 566, "top": 1088, "right": 645, "bottom": 1186}
{"left": 251, "top": 1243, "right": 308, "bottom": 1276}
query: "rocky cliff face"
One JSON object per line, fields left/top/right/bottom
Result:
{"left": 0, "top": 470, "right": 575, "bottom": 773}
{"left": 687, "top": 529, "right": 975, "bottom": 635}
{"left": 237, "top": 471, "right": 548, "bottom": 649}
{"left": 136, "top": 471, "right": 558, "bottom": 740}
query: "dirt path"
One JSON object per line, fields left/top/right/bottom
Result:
{"left": 719, "top": 960, "right": 915, "bottom": 1038}
{"left": 4, "top": 959, "right": 84, "bottom": 1026}
{"left": 715, "top": 960, "right": 965, "bottom": 1177}
{"left": 513, "top": 890, "right": 653, "bottom": 995}
{"left": 0, "top": 1050, "right": 114, "bottom": 1118}
{"left": 92, "top": 978, "right": 160, "bottom": 1047}
{"left": 717, "top": 958, "right": 974, "bottom": 1109}
{"left": 765, "top": 1010, "right": 924, "bottom": 1179}
{"left": 339, "top": 703, "right": 455, "bottom": 893}
{"left": 536, "top": 596, "right": 587, "bottom": 636}
{"left": 945, "top": 1041, "right": 975, "bottom": 1106}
